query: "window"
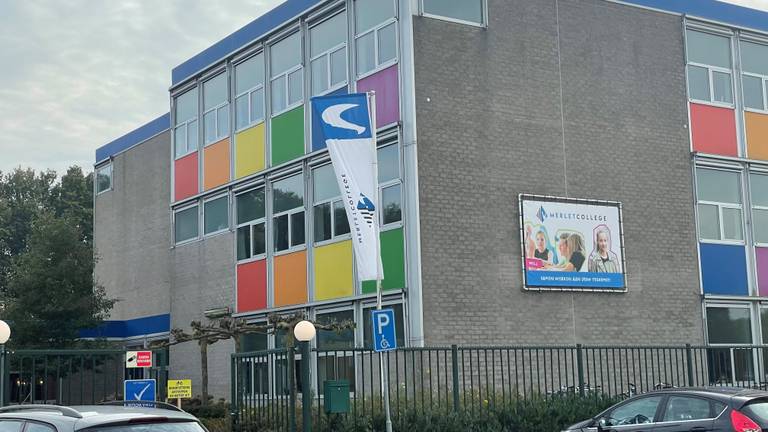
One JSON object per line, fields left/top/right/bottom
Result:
{"left": 662, "top": 396, "right": 714, "bottom": 421}
{"left": 235, "top": 54, "right": 265, "bottom": 131}
{"left": 686, "top": 30, "right": 733, "bottom": 105}
{"left": 24, "top": 423, "right": 56, "bottom": 432}
{"left": 706, "top": 305, "right": 754, "bottom": 383}
{"left": 751, "top": 173, "right": 768, "bottom": 244}
{"left": 174, "top": 88, "right": 199, "bottom": 159}
{"left": 316, "top": 310, "right": 355, "bottom": 394}
{"left": 273, "top": 174, "right": 305, "bottom": 252}
{"left": 175, "top": 205, "right": 199, "bottom": 244}
{"left": 355, "top": 0, "right": 397, "bottom": 77}
{"left": 696, "top": 168, "right": 743, "bottom": 242}
{"left": 203, "top": 73, "right": 229, "bottom": 145}
{"left": 96, "top": 163, "right": 112, "bottom": 194}
{"left": 707, "top": 306, "right": 752, "bottom": 344}
{"left": 378, "top": 144, "right": 402, "bottom": 227}
{"left": 604, "top": 396, "right": 662, "bottom": 426}
{"left": 363, "top": 303, "right": 405, "bottom": 348}
{"left": 310, "top": 12, "right": 348, "bottom": 96}
{"left": 741, "top": 40, "right": 768, "bottom": 111}
{"left": 313, "top": 164, "right": 350, "bottom": 243}
{"left": 204, "top": 195, "right": 229, "bottom": 235}
{"left": 0, "top": 421, "right": 23, "bottom": 432}
{"left": 422, "top": 0, "right": 485, "bottom": 26}
{"left": 236, "top": 188, "right": 266, "bottom": 261}
{"left": 270, "top": 32, "right": 303, "bottom": 115}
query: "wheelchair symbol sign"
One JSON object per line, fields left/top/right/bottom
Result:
{"left": 371, "top": 309, "right": 397, "bottom": 352}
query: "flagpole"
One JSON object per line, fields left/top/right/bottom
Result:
{"left": 369, "top": 90, "right": 393, "bottom": 432}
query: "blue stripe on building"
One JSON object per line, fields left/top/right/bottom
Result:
{"left": 620, "top": 0, "right": 768, "bottom": 33}
{"left": 79, "top": 314, "right": 171, "bottom": 339}
{"left": 95, "top": 113, "right": 170, "bottom": 164}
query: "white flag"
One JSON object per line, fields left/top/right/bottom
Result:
{"left": 312, "top": 93, "right": 383, "bottom": 281}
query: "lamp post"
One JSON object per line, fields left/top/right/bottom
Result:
{"left": 294, "top": 321, "right": 316, "bottom": 432}
{"left": 0, "top": 320, "right": 11, "bottom": 407}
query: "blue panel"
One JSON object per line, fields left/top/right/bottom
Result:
{"left": 171, "top": 0, "right": 325, "bottom": 86}
{"left": 620, "top": 0, "right": 768, "bottom": 34}
{"left": 79, "top": 314, "right": 171, "bottom": 339}
{"left": 311, "top": 87, "right": 350, "bottom": 151}
{"left": 700, "top": 243, "right": 749, "bottom": 295}
{"left": 95, "top": 113, "right": 170, "bottom": 164}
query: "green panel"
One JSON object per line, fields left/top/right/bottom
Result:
{"left": 362, "top": 227, "right": 405, "bottom": 293}
{"left": 271, "top": 106, "right": 305, "bottom": 166}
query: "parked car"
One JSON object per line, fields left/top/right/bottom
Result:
{"left": 563, "top": 387, "right": 768, "bottom": 431}
{"left": 0, "top": 402, "right": 207, "bottom": 432}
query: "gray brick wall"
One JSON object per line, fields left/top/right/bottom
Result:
{"left": 413, "top": 0, "right": 702, "bottom": 345}
{"left": 94, "top": 131, "right": 172, "bottom": 321}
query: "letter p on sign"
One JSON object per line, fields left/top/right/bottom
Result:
{"left": 371, "top": 309, "right": 396, "bottom": 352}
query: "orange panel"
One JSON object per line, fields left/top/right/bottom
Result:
{"left": 690, "top": 103, "right": 738, "bottom": 157}
{"left": 746, "top": 111, "right": 768, "bottom": 161}
{"left": 274, "top": 250, "right": 307, "bottom": 307}
{"left": 203, "top": 138, "right": 230, "bottom": 190}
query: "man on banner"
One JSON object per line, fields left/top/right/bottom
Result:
{"left": 311, "top": 92, "right": 383, "bottom": 282}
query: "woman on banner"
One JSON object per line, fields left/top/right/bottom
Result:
{"left": 588, "top": 226, "right": 621, "bottom": 273}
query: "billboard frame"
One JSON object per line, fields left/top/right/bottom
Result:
{"left": 518, "top": 193, "right": 628, "bottom": 293}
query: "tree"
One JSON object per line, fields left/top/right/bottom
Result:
{"left": 3, "top": 211, "right": 115, "bottom": 348}
{"left": 49, "top": 167, "right": 93, "bottom": 243}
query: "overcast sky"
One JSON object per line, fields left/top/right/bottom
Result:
{"left": 0, "top": 0, "right": 766, "bottom": 175}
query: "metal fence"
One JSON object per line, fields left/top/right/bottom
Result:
{"left": 231, "top": 344, "right": 768, "bottom": 431}
{"left": 0, "top": 348, "right": 168, "bottom": 406}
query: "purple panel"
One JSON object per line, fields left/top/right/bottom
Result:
{"left": 758, "top": 247, "right": 768, "bottom": 296}
{"left": 357, "top": 65, "right": 400, "bottom": 128}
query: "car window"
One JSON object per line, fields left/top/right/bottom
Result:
{"left": 0, "top": 421, "right": 23, "bottom": 432}
{"left": 607, "top": 396, "right": 663, "bottom": 426}
{"left": 85, "top": 422, "right": 206, "bottom": 432}
{"left": 663, "top": 396, "right": 712, "bottom": 421}
{"left": 742, "top": 400, "right": 768, "bottom": 422}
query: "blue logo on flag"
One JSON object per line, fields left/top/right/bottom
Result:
{"left": 357, "top": 194, "right": 376, "bottom": 226}
{"left": 311, "top": 93, "right": 373, "bottom": 141}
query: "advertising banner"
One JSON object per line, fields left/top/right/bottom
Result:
{"left": 519, "top": 195, "right": 626, "bottom": 291}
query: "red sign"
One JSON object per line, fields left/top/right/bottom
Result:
{"left": 126, "top": 351, "right": 153, "bottom": 368}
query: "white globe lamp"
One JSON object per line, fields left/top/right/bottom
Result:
{"left": 0, "top": 320, "right": 11, "bottom": 344}
{"left": 293, "top": 320, "right": 316, "bottom": 342}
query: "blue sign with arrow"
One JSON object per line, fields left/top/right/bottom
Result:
{"left": 124, "top": 379, "right": 156, "bottom": 404}
{"left": 371, "top": 308, "right": 397, "bottom": 352}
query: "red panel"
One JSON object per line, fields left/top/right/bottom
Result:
{"left": 174, "top": 152, "right": 198, "bottom": 201}
{"left": 237, "top": 260, "right": 267, "bottom": 313}
{"left": 690, "top": 103, "right": 738, "bottom": 157}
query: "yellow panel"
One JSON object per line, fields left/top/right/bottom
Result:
{"left": 746, "top": 111, "right": 768, "bottom": 161}
{"left": 235, "top": 123, "right": 266, "bottom": 178}
{"left": 203, "top": 138, "right": 230, "bottom": 190}
{"left": 314, "top": 240, "right": 354, "bottom": 301}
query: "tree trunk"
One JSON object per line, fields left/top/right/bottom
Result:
{"left": 234, "top": 334, "right": 241, "bottom": 353}
{"left": 200, "top": 339, "right": 209, "bottom": 406}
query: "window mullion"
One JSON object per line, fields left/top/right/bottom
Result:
{"left": 718, "top": 204, "right": 726, "bottom": 241}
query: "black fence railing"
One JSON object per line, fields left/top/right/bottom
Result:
{"left": 231, "top": 344, "right": 768, "bottom": 431}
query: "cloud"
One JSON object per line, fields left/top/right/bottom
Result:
{"left": 0, "top": 0, "right": 281, "bottom": 175}
{"left": 719, "top": 0, "right": 768, "bottom": 12}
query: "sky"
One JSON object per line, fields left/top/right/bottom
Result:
{"left": 0, "top": 0, "right": 766, "bottom": 175}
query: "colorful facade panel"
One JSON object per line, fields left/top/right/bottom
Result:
{"left": 700, "top": 243, "right": 748, "bottom": 296}
{"left": 271, "top": 106, "right": 305, "bottom": 166}
{"left": 237, "top": 259, "right": 267, "bottom": 313}
{"left": 235, "top": 123, "right": 266, "bottom": 178}
{"left": 746, "top": 111, "right": 768, "bottom": 161}
{"left": 689, "top": 103, "right": 738, "bottom": 157}
{"left": 274, "top": 250, "right": 307, "bottom": 307}
{"left": 362, "top": 227, "right": 405, "bottom": 294}
{"left": 174, "top": 152, "right": 198, "bottom": 201}
{"left": 203, "top": 138, "right": 231, "bottom": 190}
{"left": 357, "top": 65, "right": 400, "bottom": 128}
{"left": 757, "top": 247, "right": 768, "bottom": 297}
{"left": 314, "top": 240, "right": 354, "bottom": 301}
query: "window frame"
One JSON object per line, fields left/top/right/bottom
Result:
{"left": 742, "top": 70, "right": 768, "bottom": 113}
{"left": 601, "top": 394, "right": 665, "bottom": 426}
{"left": 704, "top": 302, "right": 759, "bottom": 385}
{"left": 202, "top": 73, "right": 230, "bottom": 146}
{"left": 377, "top": 143, "right": 403, "bottom": 231}
{"left": 269, "top": 32, "right": 304, "bottom": 118}
{"left": 419, "top": 0, "right": 488, "bottom": 28}
{"left": 312, "top": 163, "right": 351, "bottom": 246}
{"left": 314, "top": 307, "right": 357, "bottom": 394}
{"left": 686, "top": 61, "right": 735, "bottom": 108}
{"left": 234, "top": 53, "right": 266, "bottom": 132}
{"left": 173, "top": 87, "right": 199, "bottom": 160}
{"left": 361, "top": 300, "right": 406, "bottom": 349}
{"left": 235, "top": 187, "right": 267, "bottom": 263}
{"left": 309, "top": 11, "right": 349, "bottom": 97}
{"left": 271, "top": 174, "right": 306, "bottom": 255}
{"left": 695, "top": 166, "right": 745, "bottom": 245}
{"left": 203, "top": 193, "right": 230, "bottom": 237}
{"left": 95, "top": 162, "right": 113, "bottom": 195}
{"left": 174, "top": 202, "right": 200, "bottom": 246}
{"left": 355, "top": 14, "right": 398, "bottom": 80}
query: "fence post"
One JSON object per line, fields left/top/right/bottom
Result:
{"left": 288, "top": 348, "right": 297, "bottom": 432}
{"left": 0, "top": 345, "right": 5, "bottom": 407}
{"left": 576, "top": 344, "right": 585, "bottom": 397}
{"left": 686, "top": 344, "right": 694, "bottom": 387}
{"left": 451, "top": 345, "right": 459, "bottom": 412}
{"left": 230, "top": 356, "right": 238, "bottom": 432}
{"left": 300, "top": 342, "right": 312, "bottom": 432}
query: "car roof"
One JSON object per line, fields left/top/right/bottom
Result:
{"left": 635, "top": 387, "right": 768, "bottom": 404}
{"left": 0, "top": 405, "right": 199, "bottom": 430}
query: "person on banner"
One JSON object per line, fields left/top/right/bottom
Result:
{"left": 588, "top": 226, "right": 621, "bottom": 273}
{"left": 544, "top": 232, "right": 586, "bottom": 272}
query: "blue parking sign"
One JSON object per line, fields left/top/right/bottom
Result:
{"left": 124, "top": 379, "right": 156, "bottom": 403}
{"left": 371, "top": 309, "right": 397, "bottom": 352}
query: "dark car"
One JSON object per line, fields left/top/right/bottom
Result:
{"left": 563, "top": 387, "right": 768, "bottom": 431}
{"left": 0, "top": 402, "right": 207, "bottom": 432}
